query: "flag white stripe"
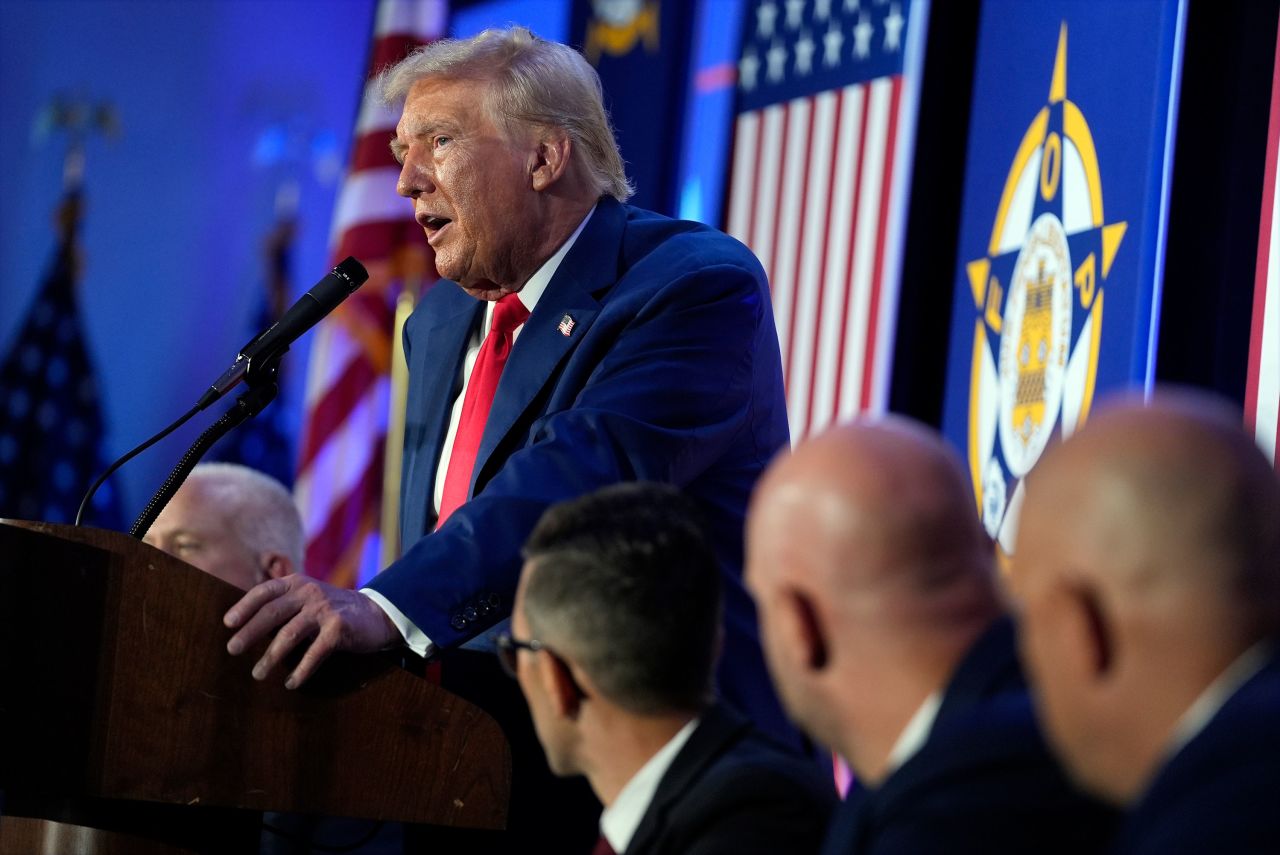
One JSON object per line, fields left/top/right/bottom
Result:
{"left": 375, "top": 0, "right": 447, "bottom": 37}
{"left": 727, "top": 112, "right": 759, "bottom": 245}
{"left": 296, "top": 376, "right": 389, "bottom": 535}
{"left": 328, "top": 166, "right": 408, "bottom": 245}
{"left": 302, "top": 322, "right": 359, "bottom": 407}
{"left": 356, "top": 84, "right": 402, "bottom": 137}
{"left": 750, "top": 105, "right": 786, "bottom": 281}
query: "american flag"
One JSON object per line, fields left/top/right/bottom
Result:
{"left": 295, "top": 0, "right": 445, "bottom": 588}
{"left": 726, "top": 0, "right": 923, "bottom": 443}
{"left": 1248, "top": 16, "right": 1280, "bottom": 468}
{"left": 0, "top": 191, "right": 124, "bottom": 529}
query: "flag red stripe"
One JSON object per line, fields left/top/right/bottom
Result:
{"left": 861, "top": 76, "right": 904, "bottom": 410}
{"left": 352, "top": 130, "right": 402, "bottom": 174}
{"left": 370, "top": 34, "right": 427, "bottom": 79}
{"left": 298, "top": 356, "right": 379, "bottom": 469}
{"left": 335, "top": 219, "right": 428, "bottom": 265}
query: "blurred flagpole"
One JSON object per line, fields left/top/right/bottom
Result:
{"left": 380, "top": 288, "right": 417, "bottom": 567}
{"left": 296, "top": 0, "right": 445, "bottom": 587}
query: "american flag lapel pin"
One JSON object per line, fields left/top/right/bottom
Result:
{"left": 557, "top": 314, "right": 576, "bottom": 337}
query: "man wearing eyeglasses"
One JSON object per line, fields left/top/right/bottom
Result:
{"left": 501, "top": 482, "right": 835, "bottom": 855}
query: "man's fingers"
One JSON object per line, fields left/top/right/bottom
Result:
{"left": 252, "top": 611, "right": 319, "bottom": 683}
{"left": 284, "top": 623, "right": 342, "bottom": 690}
{"left": 224, "top": 576, "right": 291, "bottom": 629}
{"left": 223, "top": 578, "right": 386, "bottom": 690}
{"left": 226, "top": 582, "right": 304, "bottom": 655}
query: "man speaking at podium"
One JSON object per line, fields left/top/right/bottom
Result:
{"left": 222, "top": 24, "right": 793, "bottom": 847}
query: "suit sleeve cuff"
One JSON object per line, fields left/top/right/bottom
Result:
{"left": 360, "top": 588, "right": 436, "bottom": 658}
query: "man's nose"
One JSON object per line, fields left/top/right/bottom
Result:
{"left": 396, "top": 157, "right": 435, "bottom": 199}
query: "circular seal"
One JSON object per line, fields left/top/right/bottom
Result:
{"left": 998, "top": 211, "right": 1073, "bottom": 478}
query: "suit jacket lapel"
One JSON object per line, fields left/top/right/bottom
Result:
{"left": 400, "top": 285, "right": 483, "bottom": 545}
{"left": 626, "top": 704, "right": 751, "bottom": 855}
{"left": 470, "top": 198, "right": 627, "bottom": 491}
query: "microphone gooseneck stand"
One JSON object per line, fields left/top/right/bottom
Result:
{"left": 74, "top": 257, "right": 368, "bottom": 534}
{"left": 127, "top": 362, "right": 280, "bottom": 540}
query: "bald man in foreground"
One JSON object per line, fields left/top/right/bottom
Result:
{"left": 746, "top": 418, "right": 1115, "bottom": 854}
{"left": 1015, "top": 392, "right": 1280, "bottom": 854}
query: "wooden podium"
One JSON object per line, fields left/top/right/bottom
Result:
{"left": 0, "top": 520, "right": 511, "bottom": 853}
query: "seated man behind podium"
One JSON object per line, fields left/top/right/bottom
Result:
{"left": 505, "top": 482, "right": 835, "bottom": 855}
{"left": 1014, "top": 391, "right": 1280, "bottom": 854}
{"left": 746, "top": 418, "right": 1116, "bottom": 854}
{"left": 144, "top": 462, "right": 302, "bottom": 590}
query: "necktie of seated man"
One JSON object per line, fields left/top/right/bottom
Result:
{"left": 591, "top": 834, "right": 617, "bottom": 855}
{"left": 436, "top": 292, "right": 530, "bottom": 527}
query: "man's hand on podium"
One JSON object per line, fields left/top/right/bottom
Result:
{"left": 223, "top": 576, "right": 399, "bottom": 689}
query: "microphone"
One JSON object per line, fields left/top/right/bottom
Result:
{"left": 197, "top": 256, "right": 368, "bottom": 409}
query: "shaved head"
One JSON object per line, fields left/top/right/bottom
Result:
{"left": 746, "top": 417, "right": 1000, "bottom": 781}
{"left": 1015, "top": 389, "right": 1280, "bottom": 803}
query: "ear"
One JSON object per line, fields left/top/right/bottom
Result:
{"left": 1060, "top": 581, "right": 1114, "bottom": 679}
{"left": 540, "top": 651, "right": 584, "bottom": 720}
{"left": 530, "top": 130, "right": 573, "bottom": 192}
{"left": 259, "top": 552, "right": 293, "bottom": 583}
{"left": 783, "top": 587, "right": 830, "bottom": 673}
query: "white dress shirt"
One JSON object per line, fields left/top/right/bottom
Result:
{"left": 1166, "top": 641, "right": 1272, "bottom": 756}
{"left": 600, "top": 718, "right": 700, "bottom": 855}
{"left": 362, "top": 206, "right": 596, "bottom": 658}
{"left": 882, "top": 690, "right": 943, "bottom": 778}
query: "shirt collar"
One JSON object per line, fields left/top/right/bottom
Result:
{"left": 1167, "top": 640, "right": 1272, "bottom": 756}
{"left": 600, "top": 717, "right": 700, "bottom": 854}
{"left": 514, "top": 204, "right": 596, "bottom": 314}
{"left": 883, "top": 690, "right": 943, "bottom": 777}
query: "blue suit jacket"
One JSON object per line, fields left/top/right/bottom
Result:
{"left": 1113, "top": 648, "right": 1280, "bottom": 855}
{"left": 365, "top": 197, "right": 795, "bottom": 740}
{"left": 822, "top": 618, "right": 1118, "bottom": 854}
{"left": 626, "top": 704, "right": 836, "bottom": 855}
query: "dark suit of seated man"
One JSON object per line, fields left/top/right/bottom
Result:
{"left": 746, "top": 418, "right": 1117, "bottom": 854}
{"left": 504, "top": 482, "right": 836, "bottom": 855}
{"left": 1015, "top": 391, "right": 1280, "bottom": 855}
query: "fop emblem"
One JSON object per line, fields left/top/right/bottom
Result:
{"left": 962, "top": 23, "right": 1128, "bottom": 550}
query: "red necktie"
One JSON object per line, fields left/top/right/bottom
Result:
{"left": 591, "top": 835, "right": 617, "bottom": 855}
{"left": 437, "top": 293, "right": 530, "bottom": 526}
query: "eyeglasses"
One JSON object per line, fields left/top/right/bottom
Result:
{"left": 495, "top": 631, "right": 546, "bottom": 677}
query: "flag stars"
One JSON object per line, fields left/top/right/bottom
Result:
{"left": 795, "top": 29, "right": 816, "bottom": 75}
{"left": 766, "top": 38, "right": 789, "bottom": 82}
{"left": 845, "top": 0, "right": 861, "bottom": 11}
{"left": 785, "top": 0, "right": 806, "bottom": 29}
{"left": 853, "top": 12, "right": 874, "bottom": 60}
{"left": 823, "top": 19, "right": 845, "bottom": 67}
{"left": 757, "top": 0, "right": 779, "bottom": 38}
{"left": 814, "top": 0, "right": 833, "bottom": 20}
{"left": 739, "top": 47, "right": 761, "bottom": 91}
{"left": 884, "top": 3, "right": 904, "bottom": 52}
